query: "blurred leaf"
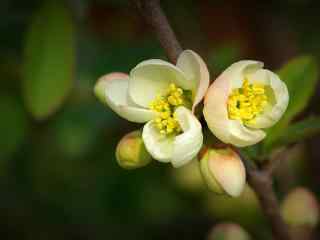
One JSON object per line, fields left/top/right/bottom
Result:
{"left": 271, "top": 116, "right": 320, "bottom": 148}
{"left": 263, "top": 56, "right": 318, "bottom": 151}
{"left": 205, "top": 185, "right": 263, "bottom": 228}
{"left": 0, "top": 94, "right": 28, "bottom": 159}
{"left": 23, "top": 1, "right": 75, "bottom": 120}
{"left": 207, "top": 43, "right": 242, "bottom": 75}
{"left": 52, "top": 101, "right": 118, "bottom": 159}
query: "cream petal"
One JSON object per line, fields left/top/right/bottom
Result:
{"left": 142, "top": 121, "right": 174, "bottom": 162}
{"left": 94, "top": 72, "right": 129, "bottom": 104}
{"left": 142, "top": 107, "right": 203, "bottom": 167}
{"left": 228, "top": 120, "right": 266, "bottom": 147}
{"left": 129, "top": 59, "right": 190, "bottom": 107}
{"left": 171, "top": 106, "right": 203, "bottom": 167}
{"left": 224, "top": 60, "right": 264, "bottom": 89}
{"left": 100, "top": 74, "right": 156, "bottom": 123}
{"left": 247, "top": 70, "right": 289, "bottom": 129}
{"left": 176, "top": 50, "right": 210, "bottom": 111}
{"left": 203, "top": 63, "right": 266, "bottom": 147}
{"left": 246, "top": 68, "right": 270, "bottom": 85}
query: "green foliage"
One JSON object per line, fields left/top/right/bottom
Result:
{"left": 271, "top": 116, "right": 320, "bottom": 148}
{"left": 207, "top": 43, "right": 242, "bottom": 75}
{"left": 23, "top": 1, "right": 75, "bottom": 120}
{"left": 0, "top": 94, "right": 28, "bottom": 159}
{"left": 263, "top": 56, "right": 318, "bottom": 151}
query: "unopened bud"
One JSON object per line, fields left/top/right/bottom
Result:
{"left": 172, "top": 159, "right": 205, "bottom": 193}
{"left": 281, "top": 187, "right": 319, "bottom": 227}
{"left": 199, "top": 147, "right": 246, "bottom": 197}
{"left": 207, "top": 223, "right": 251, "bottom": 240}
{"left": 116, "top": 130, "right": 152, "bottom": 169}
{"left": 94, "top": 72, "right": 128, "bottom": 105}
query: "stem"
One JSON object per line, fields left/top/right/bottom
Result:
{"left": 132, "top": 1, "right": 292, "bottom": 240}
{"left": 132, "top": 0, "right": 182, "bottom": 63}
{"left": 247, "top": 168, "right": 292, "bottom": 240}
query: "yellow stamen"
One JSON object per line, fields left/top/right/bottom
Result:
{"left": 227, "top": 79, "right": 268, "bottom": 124}
{"left": 149, "top": 83, "right": 186, "bottom": 135}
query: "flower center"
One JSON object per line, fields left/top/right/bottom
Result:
{"left": 227, "top": 79, "right": 268, "bottom": 124}
{"left": 149, "top": 83, "right": 188, "bottom": 135}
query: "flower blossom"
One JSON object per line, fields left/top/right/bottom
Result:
{"left": 203, "top": 60, "right": 289, "bottom": 147}
{"left": 95, "top": 50, "right": 209, "bottom": 167}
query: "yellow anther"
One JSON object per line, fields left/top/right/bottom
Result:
{"left": 160, "top": 130, "right": 166, "bottom": 135}
{"left": 162, "top": 119, "right": 168, "bottom": 126}
{"left": 160, "top": 111, "right": 170, "bottom": 119}
{"left": 168, "top": 96, "right": 178, "bottom": 106}
{"left": 169, "top": 83, "right": 177, "bottom": 91}
{"left": 149, "top": 83, "right": 189, "bottom": 135}
{"left": 155, "top": 117, "right": 162, "bottom": 123}
{"left": 227, "top": 79, "right": 268, "bottom": 124}
{"left": 166, "top": 127, "right": 174, "bottom": 134}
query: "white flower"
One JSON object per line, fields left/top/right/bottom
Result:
{"left": 203, "top": 60, "right": 289, "bottom": 147}
{"left": 95, "top": 50, "right": 210, "bottom": 167}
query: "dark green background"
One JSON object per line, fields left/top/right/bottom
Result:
{"left": 1, "top": 0, "right": 320, "bottom": 239}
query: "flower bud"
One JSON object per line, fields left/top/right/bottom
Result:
{"left": 207, "top": 223, "right": 251, "bottom": 240}
{"left": 281, "top": 187, "right": 319, "bottom": 227}
{"left": 172, "top": 159, "right": 205, "bottom": 193}
{"left": 199, "top": 147, "right": 246, "bottom": 197}
{"left": 116, "top": 130, "right": 152, "bottom": 169}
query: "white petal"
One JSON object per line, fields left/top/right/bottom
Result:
{"left": 129, "top": 59, "right": 190, "bottom": 107}
{"left": 225, "top": 60, "right": 264, "bottom": 89}
{"left": 228, "top": 120, "right": 266, "bottom": 147}
{"left": 142, "top": 121, "right": 174, "bottom": 162}
{"left": 246, "top": 68, "right": 270, "bottom": 85}
{"left": 176, "top": 50, "right": 210, "bottom": 111}
{"left": 94, "top": 72, "right": 129, "bottom": 104}
{"left": 142, "top": 107, "right": 203, "bottom": 167}
{"left": 203, "top": 62, "right": 266, "bottom": 147}
{"left": 101, "top": 74, "right": 156, "bottom": 123}
{"left": 246, "top": 70, "right": 289, "bottom": 129}
{"left": 171, "top": 106, "right": 203, "bottom": 168}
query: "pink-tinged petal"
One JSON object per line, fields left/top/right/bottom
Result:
{"left": 95, "top": 73, "right": 156, "bottom": 123}
{"left": 176, "top": 50, "right": 210, "bottom": 112}
{"left": 94, "top": 72, "right": 129, "bottom": 104}
{"left": 203, "top": 61, "right": 267, "bottom": 147}
{"left": 208, "top": 148, "right": 246, "bottom": 197}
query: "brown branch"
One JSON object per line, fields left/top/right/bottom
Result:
{"left": 238, "top": 151, "right": 291, "bottom": 240}
{"left": 132, "top": 1, "right": 292, "bottom": 240}
{"left": 132, "top": 0, "right": 182, "bottom": 63}
{"left": 246, "top": 165, "right": 292, "bottom": 240}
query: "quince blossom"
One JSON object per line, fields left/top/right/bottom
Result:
{"left": 95, "top": 50, "right": 209, "bottom": 167}
{"left": 203, "top": 60, "right": 289, "bottom": 147}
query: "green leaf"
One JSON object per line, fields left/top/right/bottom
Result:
{"left": 23, "top": 1, "right": 75, "bottom": 120}
{"left": 263, "top": 56, "right": 318, "bottom": 150}
{"left": 0, "top": 94, "right": 28, "bottom": 159}
{"left": 271, "top": 117, "right": 320, "bottom": 149}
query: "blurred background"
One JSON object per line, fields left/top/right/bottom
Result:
{"left": 1, "top": 0, "right": 320, "bottom": 239}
